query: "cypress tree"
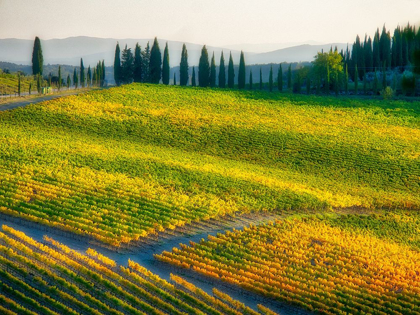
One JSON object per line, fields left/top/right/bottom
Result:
{"left": 32, "top": 37, "right": 44, "bottom": 76}
{"left": 382, "top": 63, "right": 387, "bottom": 88}
{"left": 198, "top": 45, "right": 210, "bottom": 87}
{"left": 73, "top": 68, "right": 78, "bottom": 89}
{"left": 29, "top": 82, "right": 32, "bottom": 95}
{"left": 162, "top": 42, "right": 170, "bottom": 85}
{"left": 37, "top": 74, "right": 41, "bottom": 93}
{"left": 249, "top": 71, "right": 253, "bottom": 90}
{"left": 101, "top": 60, "right": 105, "bottom": 85}
{"left": 179, "top": 44, "right": 189, "bottom": 86}
{"left": 334, "top": 72, "right": 339, "bottom": 96}
{"left": 365, "top": 36, "right": 373, "bottom": 72}
{"left": 373, "top": 69, "right": 379, "bottom": 94}
{"left": 191, "top": 67, "right": 196, "bottom": 87}
{"left": 173, "top": 73, "right": 177, "bottom": 85}
{"left": 93, "top": 68, "right": 97, "bottom": 86}
{"left": 363, "top": 72, "right": 368, "bottom": 95}
{"left": 142, "top": 42, "right": 151, "bottom": 83}
{"left": 218, "top": 51, "right": 226, "bottom": 88}
{"left": 114, "top": 42, "right": 121, "bottom": 85}
{"left": 345, "top": 64, "right": 349, "bottom": 94}
{"left": 354, "top": 65, "right": 358, "bottom": 94}
{"left": 287, "top": 64, "right": 292, "bottom": 91}
{"left": 48, "top": 73, "right": 52, "bottom": 87}
{"left": 259, "top": 68, "right": 263, "bottom": 90}
{"left": 87, "top": 66, "right": 91, "bottom": 87}
{"left": 18, "top": 74, "right": 21, "bottom": 96}
{"left": 277, "top": 64, "right": 283, "bottom": 92}
{"left": 58, "top": 66, "right": 62, "bottom": 91}
{"left": 269, "top": 66, "right": 273, "bottom": 92}
{"left": 133, "top": 43, "right": 142, "bottom": 83}
{"left": 210, "top": 53, "right": 216, "bottom": 88}
{"left": 228, "top": 52, "right": 234, "bottom": 88}
{"left": 67, "top": 75, "right": 71, "bottom": 89}
{"left": 121, "top": 45, "right": 134, "bottom": 84}
{"left": 277, "top": 64, "right": 283, "bottom": 91}
{"left": 80, "top": 59, "right": 85, "bottom": 87}
{"left": 238, "top": 51, "right": 246, "bottom": 89}
{"left": 373, "top": 30, "right": 380, "bottom": 69}
{"left": 306, "top": 77, "right": 311, "bottom": 94}
{"left": 150, "top": 37, "right": 162, "bottom": 84}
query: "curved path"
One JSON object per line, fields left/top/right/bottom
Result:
{"left": 0, "top": 89, "right": 92, "bottom": 112}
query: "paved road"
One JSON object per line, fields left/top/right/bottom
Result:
{"left": 0, "top": 89, "right": 88, "bottom": 112}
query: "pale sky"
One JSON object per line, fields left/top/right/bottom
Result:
{"left": 0, "top": 0, "right": 419, "bottom": 46}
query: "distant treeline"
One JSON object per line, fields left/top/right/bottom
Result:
{"left": 343, "top": 23, "right": 420, "bottom": 81}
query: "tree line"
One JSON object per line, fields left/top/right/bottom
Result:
{"left": 31, "top": 36, "right": 106, "bottom": 94}
{"left": 26, "top": 28, "right": 420, "bottom": 97}
{"left": 113, "top": 37, "right": 290, "bottom": 91}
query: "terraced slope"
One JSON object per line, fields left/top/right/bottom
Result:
{"left": 0, "top": 84, "right": 418, "bottom": 244}
{"left": 0, "top": 225, "right": 277, "bottom": 315}
{"left": 156, "top": 212, "right": 420, "bottom": 314}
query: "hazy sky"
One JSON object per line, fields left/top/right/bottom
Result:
{"left": 0, "top": 0, "right": 419, "bottom": 46}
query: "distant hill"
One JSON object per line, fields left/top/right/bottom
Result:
{"left": 0, "top": 37, "right": 350, "bottom": 67}
{"left": 247, "top": 43, "right": 350, "bottom": 64}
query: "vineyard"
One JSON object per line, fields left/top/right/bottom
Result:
{"left": 156, "top": 213, "right": 420, "bottom": 314}
{"left": 0, "top": 83, "right": 419, "bottom": 245}
{"left": 0, "top": 224, "right": 279, "bottom": 315}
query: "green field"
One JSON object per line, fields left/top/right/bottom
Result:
{"left": 0, "top": 84, "right": 419, "bottom": 244}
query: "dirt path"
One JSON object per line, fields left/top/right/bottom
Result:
{"left": 0, "top": 212, "right": 314, "bottom": 315}
{"left": 0, "top": 88, "right": 92, "bottom": 112}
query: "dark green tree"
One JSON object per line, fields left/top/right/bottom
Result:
{"left": 179, "top": 44, "right": 189, "bottom": 86}
{"left": 101, "top": 60, "right": 105, "bottom": 85}
{"left": 87, "top": 66, "right": 91, "bottom": 87}
{"left": 228, "top": 52, "right": 234, "bottom": 88}
{"left": 345, "top": 64, "right": 349, "bottom": 94}
{"left": 277, "top": 64, "right": 283, "bottom": 91}
{"left": 133, "top": 43, "right": 142, "bottom": 83}
{"left": 114, "top": 42, "right": 121, "bottom": 85}
{"left": 373, "top": 69, "right": 379, "bottom": 94}
{"left": 249, "top": 71, "right": 253, "bottom": 90}
{"left": 32, "top": 37, "right": 43, "bottom": 75}
{"left": 162, "top": 42, "right": 170, "bottom": 85}
{"left": 354, "top": 65, "right": 358, "bottom": 94}
{"left": 259, "top": 68, "right": 263, "bottom": 90}
{"left": 373, "top": 29, "right": 380, "bottom": 69}
{"left": 150, "top": 37, "right": 162, "bottom": 84}
{"left": 238, "top": 51, "right": 246, "bottom": 89}
{"left": 73, "top": 68, "right": 78, "bottom": 89}
{"left": 29, "top": 82, "right": 32, "bottom": 95}
{"left": 363, "top": 72, "right": 368, "bottom": 95}
{"left": 66, "top": 74, "right": 71, "bottom": 89}
{"left": 364, "top": 36, "right": 373, "bottom": 72}
{"left": 37, "top": 74, "right": 41, "bottom": 93}
{"left": 269, "top": 66, "right": 273, "bottom": 92}
{"left": 80, "top": 58, "right": 85, "bottom": 87}
{"left": 173, "top": 73, "right": 177, "bottom": 85}
{"left": 48, "top": 73, "right": 52, "bottom": 87}
{"left": 191, "top": 67, "right": 196, "bottom": 87}
{"left": 287, "top": 64, "right": 292, "bottom": 91}
{"left": 58, "top": 66, "right": 62, "bottom": 91}
{"left": 210, "top": 52, "right": 216, "bottom": 88}
{"left": 382, "top": 63, "right": 387, "bottom": 88}
{"left": 142, "top": 42, "right": 151, "bottom": 83}
{"left": 198, "top": 45, "right": 210, "bottom": 87}
{"left": 121, "top": 45, "right": 134, "bottom": 84}
{"left": 218, "top": 51, "right": 226, "bottom": 88}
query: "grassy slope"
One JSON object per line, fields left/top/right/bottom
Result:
{"left": 0, "top": 72, "right": 39, "bottom": 95}
{"left": 0, "top": 83, "right": 418, "bottom": 244}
